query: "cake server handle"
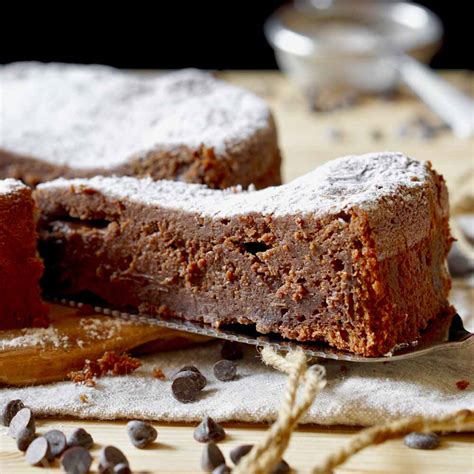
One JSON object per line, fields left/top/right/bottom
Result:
{"left": 398, "top": 55, "right": 474, "bottom": 138}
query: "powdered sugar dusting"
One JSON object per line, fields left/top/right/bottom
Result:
{"left": 38, "top": 152, "right": 431, "bottom": 218}
{"left": 0, "top": 327, "right": 70, "bottom": 350}
{"left": 0, "top": 178, "right": 27, "bottom": 196}
{"left": 0, "top": 63, "right": 273, "bottom": 169}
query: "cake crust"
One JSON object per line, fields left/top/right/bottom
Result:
{"left": 0, "top": 63, "right": 281, "bottom": 188}
{"left": 35, "top": 152, "right": 453, "bottom": 356}
{"left": 0, "top": 179, "right": 49, "bottom": 329}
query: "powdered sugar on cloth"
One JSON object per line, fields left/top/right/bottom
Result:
{"left": 0, "top": 285, "right": 472, "bottom": 426}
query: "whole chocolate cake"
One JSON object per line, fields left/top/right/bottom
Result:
{"left": 0, "top": 63, "right": 281, "bottom": 189}
{"left": 0, "top": 179, "right": 49, "bottom": 329}
{"left": 34, "top": 152, "right": 453, "bottom": 356}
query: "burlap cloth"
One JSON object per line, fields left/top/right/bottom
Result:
{"left": 1, "top": 175, "right": 473, "bottom": 427}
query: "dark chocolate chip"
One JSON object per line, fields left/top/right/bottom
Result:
{"left": 1, "top": 399, "right": 24, "bottom": 427}
{"left": 67, "top": 427, "right": 94, "bottom": 449}
{"left": 126, "top": 420, "right": 157, "bottom": 448}
{"left": 194, "top": 416, "right": 226, "bottom": 443}
{"left": 213, "top": 360, "right": 237, "bottom": 382}
{"left": 99, "top": 445, "right": 129, "bottom": 472}
{"left": 174, "top": 366, "right": 207, "bottom": 390}
{"left": 221, "top": 341, "right": 244, "bottom": 360}
{"left": 8, "top": 407, "right": 35, "bottom": 438}
{"left": 172, "top": 370, "right": 204, "bottom": 403}
{"left": 114, "top": 463, "right": 132, "bottom": 474}
{"left": 61, "top": 446, "right": 93, "bottom": 474}
{"left": 448, "top": 246, "right": 474, "bottom": 277}
{"left": 271, "top": 459, "right": 291, "bottom": 474}
{"left": 404, "top": 432, "right": 440, "bottom": 450}
{"left": 212, "top": 465, "right": 231, "bottom": 474}
{"left": 16, "top": 427, "right": 36, "bottom": 452}
{"left": 201, "top": 442, "right": 226, "bottom": 472}
{"left": 44, "top": 429, "right": 67, "bottom": 457}
{"left": 230, "top": 444, "right": 253, "bottom": 464}
{"left": 26, "top": 436, "right": 51, "bottom": 466}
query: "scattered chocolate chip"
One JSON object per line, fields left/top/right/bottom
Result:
{"left": 114, "top": 463, "right": 132, "bottom": 474}
{"left": 221, "top": 341, "right": 244, "bottom": 360}
{"left": 61, "top": 446, "right": 93, "bottom": 474}
{"left": 99, "top": 445, "right": 129, "bottom": 472}
{"left": 26, "top": 436, "right": 51, "bottom": 466}
{"left": 126, "top": 420, "right": 157, "bottom": 448}
{"left": 44, "top": 429, "right": 67, "bottom": 457}
{"left": 1, "top": 399, "right": 24, "bottom": 427}
{"left": 172, "top": 370, "right": 204, "bottom": 403}
{"left": 230, "top": 444, "right": 253, "bottom": 464}
{"left": 173, "top": 366, "right": 207, "bottom": 390}
{"left": 194, "top": 416, "right": 226, "bottom": 443}
{"left": 201, "top": 442, "right": 226, "bottom": 472}
{"left": 16, "top": 427, "right": 36, "bottom": 452}
{"left": 213, "top": 360, "right": 237, "bottom": 381}
{"left": 404, "top": 432, "right": 440, "bottom": 450}
{"left": 212, "top": 465, "right": 231, "bottom": 474}
{"left": 67, "top": 427, "right": 94, "bottom": 449}
{"left": 271, "top": 459, "right": 291, "bottom": 474}
{"left": 8, "top": 407, "right": 35, "bottom": 438}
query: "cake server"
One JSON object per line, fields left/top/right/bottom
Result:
{"left": 55, "top": 298, "right": 473, "bottom": 363}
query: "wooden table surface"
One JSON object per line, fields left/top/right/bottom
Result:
{"left": 1, "top": 71, "right": 473, "bottom": 474}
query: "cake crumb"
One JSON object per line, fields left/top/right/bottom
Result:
{"left": 68, "top": 351, "right": 142, "bottom": 386}
{"left": 152, "top": 368, "right": 166, "bottom": 380}
{"left": 456, "top": 380, "right": 470, "bottom": 390}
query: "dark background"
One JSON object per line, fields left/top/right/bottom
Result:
{"left": 2, "top": 1, "right": 471, "bottom": 70}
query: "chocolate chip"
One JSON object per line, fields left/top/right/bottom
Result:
{"left": 448, "top": 246, "right": 474, "bottom": 277}
{"left": 230, "top": 444, "right": 253, "bottom": 464}
{"left": 16, "top": 427, "right": 36, "bottom": 452}
{"left": 271, "top": 459, "right": 291, "bottom": 474}
{"left": 8, "top": 407, "right": 35, "bottom": 438}
{"left": 114, "top": 463, "right": 132, "bottom": 474}
{"left": 126, "top": 420, "right": 157, "bottom": 448}
{"left": 213, "top": 360, "right": 237, "bottom": 381}
{"left": 44, "top": 429, "right": 67, "bottom": 457}
{"left": 1, "top": 399, "right": 24, "bottom": 426}
{"left": 201, "top": 442, "right": 226, "bottom": 472}
{"left": 67, "top": 427, "right": 94, "bottom": 449}
{"left": 26, "top": 436, "right": 51, "bottom": 466}
{"left": 404, "top": 432, "right": 440, "bottom": 450}
{"left": 221, "top": 341, "right": 244, "bottom": 360}
{"left": 174, "top": 366, "right": 207, "bottom": 390}
{"left": 61, "top": 446, "right": 93, "bottom": 474}
{"left": 171, "top": 370, "right": 204, "bottom": 403}
{"left": 212, "top": 465, "right": 231, "bottom": 474}
{"left": 99, "top": 445, "right": 129, "bottom": 472}
{"left": 194, "top": 416, "right": 226, "bottom": 443}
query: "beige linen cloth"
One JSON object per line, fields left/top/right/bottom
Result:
{"left": 0, "top": 284, "right": 472, "bottom": 427}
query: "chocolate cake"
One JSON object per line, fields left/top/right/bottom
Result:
{"left": 35, "top": 152, "right": 453, "bottom": 356}
{"left": 0, "top": 179, "right": 49, "bottom": 330}
{"left": 0, "top": 63, "right": 281, "bottom": 188}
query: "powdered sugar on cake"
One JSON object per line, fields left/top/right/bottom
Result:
{"left": 0, "top": 178, "right": 27, "bottom": 195}
{"left": 0, "top": 63, "right": 273, "bottom": 169}
{"left": 38, "top": 152, "right": 431, "bottom": 218}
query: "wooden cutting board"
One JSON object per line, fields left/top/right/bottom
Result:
{"left": 0, "top": 303, "right": 209, "bottom": 386}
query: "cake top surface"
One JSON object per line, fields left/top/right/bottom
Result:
{"left": 38, "top": 152, "right": 431, "bottom": 218}
{"left": 0, "top": 178, "right": 27, "bottom": 196}
{"left": 0, "top": 63, "right": 273, "bottom": 170}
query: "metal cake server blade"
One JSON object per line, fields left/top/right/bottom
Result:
{"left": 54, "top": 298, "right": 473, "bottom": 363}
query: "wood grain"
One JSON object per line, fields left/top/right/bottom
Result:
{"left": 1, "top": 71, "right": 472, "bottom": 473}
{"left": 0, "top": 304, "right": 209, "bottom": 386}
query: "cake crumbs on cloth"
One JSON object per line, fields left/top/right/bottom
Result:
{"left": 152, "top": 368, "right": 166, "bottom": 380}
{"left": 68, "top": 351, "right": 142, "bottom": 387}
{"left": 456, "top": 380, "right": 470, "bottom": 390}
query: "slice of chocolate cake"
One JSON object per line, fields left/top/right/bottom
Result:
{"left": 35, "top": 152, "right": 453, "bottom": 356}
{"left": 0, "top": 63, "right": 281, "bottom": 189}
{"left": 0, "top": 179, "right": 49, "bottom": 329}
